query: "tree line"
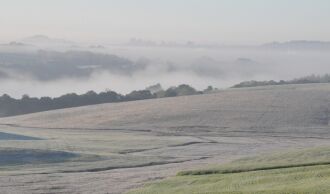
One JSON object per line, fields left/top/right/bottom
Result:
{"left": 232, "top": 74, "right": 330, "bottom": 88}
{"left": 0, "top": 84, "right": 216, "bottom": 117}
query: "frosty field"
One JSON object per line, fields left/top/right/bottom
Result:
{"left": 0, "top": 84, "right": 330, "bottom": 193}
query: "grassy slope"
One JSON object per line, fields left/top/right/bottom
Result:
{"left": 178, "top": 147, "right": 330, "bottom": 176}
{"left": 128, "top": 147, "right": 330, "bottom": 194}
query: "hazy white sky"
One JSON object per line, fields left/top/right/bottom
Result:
{"left": 1, "top": 0, "right": 330, "bottom": 43}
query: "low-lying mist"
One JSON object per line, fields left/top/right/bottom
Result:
{"left": 1, "top": 40, "right": 330, "bottom": 98}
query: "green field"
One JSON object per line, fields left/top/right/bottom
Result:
{"left": 128, "top": 147, "right": 330, "bottom": 194}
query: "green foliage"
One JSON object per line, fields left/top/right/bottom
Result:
{"left": 161, "top": 84, "right": 201, "bottom": 97}
{"left": 125, "top": 90, "right": 154, "bottom": 101}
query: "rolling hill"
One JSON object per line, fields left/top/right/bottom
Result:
{"left": 0, "top": 83, "right": 329, "bottom": 193}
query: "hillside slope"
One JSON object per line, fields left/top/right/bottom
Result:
{"left": 0, "top": 84, "right": 330, "bottom": 194}
{"left": 2, "top": 83, "right": 330, "bottom": 134}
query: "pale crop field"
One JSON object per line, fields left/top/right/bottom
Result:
{"left": 0, "top": 83, "right": 330, "bottom": 193}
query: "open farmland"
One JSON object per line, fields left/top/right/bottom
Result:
{"left": 129, "top": 147, "right": 330, "bottom": 194}
{"left": 0, "top": 84, "right": 330, "bottom": 193}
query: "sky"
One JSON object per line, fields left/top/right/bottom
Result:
{"left": 1, "top": 0, "right": 330, "bottom": 44}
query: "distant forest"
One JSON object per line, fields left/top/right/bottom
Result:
{"left": 232, "top": 74, "right": 330, "bottom": 88}
{"left": 0, "top": 84, "right": 216, "bottom": 117}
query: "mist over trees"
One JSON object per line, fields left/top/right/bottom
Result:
{"left": 1, "top": 73, "right": 330, "bottom": 118}
{"left": 3, "top": 73, "right": 329, "bottom": 117}
{"left": 0, "top": 84, "right": 211, "bottom": 117}
{"left": 2, "top": 35, "right": 330, "bottom": 100}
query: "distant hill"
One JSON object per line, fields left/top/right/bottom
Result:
{"left": 21, "top": 35, "right": 74, "bottom": 46}
{"left": 262, "top": 40, "right": 330, "bottom": 50}
{"left": 0, "top": 50, "right": 145, "bottom": 81}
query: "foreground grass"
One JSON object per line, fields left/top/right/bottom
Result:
{"left": 179, "top": 147, "right": 330, "bottom": 176}
{"left": 128, "top": 147, "right": 330, "bottom": 194}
